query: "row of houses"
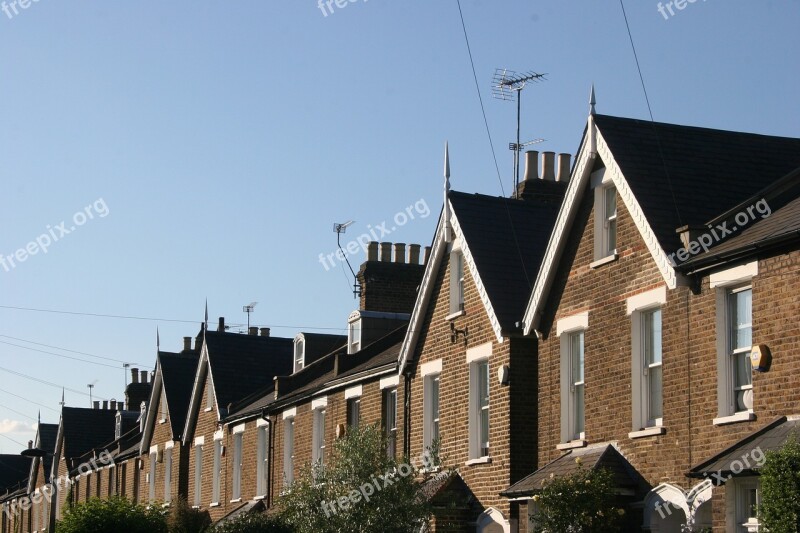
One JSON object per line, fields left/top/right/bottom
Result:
{"left": 2, "top": 98, "right": 800, "bottom": 532}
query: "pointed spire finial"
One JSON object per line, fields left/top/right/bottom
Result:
{"left": 59, "top": 388, "right": 65, "bottom": 408}
{"left": 156, "top": 327, "right": 160, "bottom": 350}
{"left": 37, "top": 410, "right": 41, "bottom": 426}
{"left": 443, "top": 142, "right": 452, "bottom": 243}
{"left": 444, "top": 141, "right": 451, "bottom": 182}
{"left": 204, "top": 299, "right": 209, "bottom": 328}
{"left": 589, "top": 84, "right": 596, "bottom": 116}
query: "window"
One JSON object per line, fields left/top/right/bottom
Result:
{"left": 159, "top": 391, "right": 168, "bottom": 422}
{"left": 628, "top": 288, "right": 667, "bottom": 435}
{"left": 603, "top": 186, "right": 617, "bottom": 255}
{"left": 232, "top": 431, "right": 243, "bottom": 501}
{"left": 256, "top": 423, "right": 269, "bottom": 497}
{"left": 205, "top": 370, "right": 214, "bottom": 410}
{"left": 423, "top": 374, "right": 441, "bottom": 449}
{"left": 293, "top": 337, "right": 305, "bottom": 373}
{"left": 558, "top": 312, "right": 588, "bottom": 446}
{"left": 164, "top": 446, "right": 172, "bottom": 503}
{"left": 212, "top": 438, "right": 222, "bottom": 504}
{"left": 347, "top": 398, "right": 360, "bottom": 428}
{"left": 148, "top": 450, "right": 157, "bottom": 502}
{"left": 712, "top": 262, "right": 757, "bottom": 424}
{"left": 469, "top": 359, "right": 490, "bottom": 459}
{"left": 283, "top": 417, "right": 295, "bottom": 486}
{"left": 449, "top": 250, "right": 465, "bottom": 314}
{"left": 382, "top": 388, "right": 398, "bottom": 459}
{"left": 348, "top": 320, "right": 362, "bottom": 354}
{"left": 729, "top": 478, "right": 760, "bottom": 532}
{"left": 193, "top": 442, "right": 203, "bottom": 507}
{"left": 312, "top": 408, "right": 326, "bottom": 466}
{"left": 591, "top": 168, "right": 618, "bottom": 262}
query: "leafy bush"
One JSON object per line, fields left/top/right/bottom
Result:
{"left": 277, "top": 424, "right": 430, "bottom": 533}
{"left": 530, "top": 461, "right": 624, "bottom": 533}
{"left": 212, "top": 512, "right": 293, "bottom": 533}
{"left": 56, "top": 496, "right": 167, "bottom": 533}
{"left": 759, "top": 436, "right": 800, "bottom": 533}
{"left": 167, "top": 497, "right": 212, "bottom": 533}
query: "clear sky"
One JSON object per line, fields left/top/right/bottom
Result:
{"left": 0, "top": 0, "right": 797, "bottom": 451}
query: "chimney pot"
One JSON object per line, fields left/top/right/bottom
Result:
{"left": 110, "top": 400, "right": 117, "bottom": 411}
{"left": 424, "top": 246, "right": 432, "bottom": 265}
{"left": 183, "top": 337, "right": 192, "bottom": 352}
{"left": 556, "top": 153, "right": 571, "bottom": 182}
{"left": 541, "top": 152, "right": 556, "bottom": 181}
{"left": 523, "top": 150, "right": 539, "bottom": 181}
{"left": 249, "top": 326, "right": 258, "bottom": 336}
{"left": 28, "top": 440, "right": 33, "bottom": 449}
{"left": 260, "top": 327, "right": 270, "bottom": 337}
{"left": 393, "top": 243, "right": 406, "bottom": 263}
{"left": 131, "top": 368, "right": 139, "bottom": 384}
{"left": 367, "top": 242, "right": 379, "bottom": 261}
{"left": 102, "top": 401, "right": 108, "bottom": 410}
{"left": 93, "top": 401, "right": 100, "bottom": 410}
{"left": 118, "top": 401, "right": 125, "bottom": 411}
{"left": 379, "top": 242, "right": 392, "bottom": 262}
{"left": 218, "top": 317, "right": 225, "bottom": 332}
{"left": 408, "top": 244, "right": 421, "bottom": 265}
{"left": 140, "top": 370, "right": 148, "bottom": 384}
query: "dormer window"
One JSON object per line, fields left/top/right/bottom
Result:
{"left": 449, "top": 250, "right": 465, "bottom": 315}
{"left": 591, "top": 168, "right": 618, "bottom": 265}
{"left": 293, "top": 336, "right": 305, "bottom": 373}
{"left": 348, "top": 319, "right": 362, "bottom": 354}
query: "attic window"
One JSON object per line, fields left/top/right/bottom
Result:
{"left": 205, "top": 370, "right": 213, "bottom": 411}
{"left": 294, "top": 337, "right": 305, "bottom": 373}
{"left": 449, "top": 250, "right": 465, "bottom": 315}
{"left": 159, "top": 390, "right": 167, "bottom": 423}
{"left": 591, "top": 168, "right": 618, "bottom": 264}
{"left": 348, "top": 319, "right": 362, "bottom": 354}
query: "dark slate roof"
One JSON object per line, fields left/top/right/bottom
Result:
{"left": 60, "top": 407, "right": 117, "bottom": 464}
{"left": 205, "top": 330, "right": 293, "bottom": 412}
{"left": 502, "top": 444, "right": 640, "bottom": 498}
{"left": 36, "top": 423, "right": 59, "bottom": 481}
{"left": 0, "top": 455, "right": 32, "bottom": 493}
{"left": 689, "top": 416, "right": 800, "bottom": 480}
{"left": 159, "top": 350, "right": 199, "bottom": 439}
{"left": 594, "top": 114, "right": 800, "bottom": 254}
{"left": 450, "top": 189, "right": 565, "bottom": 331}
{"left": 300, "top": 333, "right": 347, "bottom": 367}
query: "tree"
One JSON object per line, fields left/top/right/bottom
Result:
{"left": 166, "top": 497, "right": 211, "bottom": 533}
{"left": 530, "top": 461, "right": 624, "bottom": 533}
{"left": 759, "top": 436, "right": 800, "bottom": 533}
{"left": 277, "top": 424, "right": 431, "bottom": 533}
{"left": 213, "top": 512, "right": 293, "bottom": 533}
{"left": 56, "top": 496, "right": 167, "bottom": 533}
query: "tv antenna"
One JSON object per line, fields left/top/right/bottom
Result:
{"left": 334, "top": 221, "right": 361, "bottom": 299}
{"left": 243, "top": 302, "right": 258, "bottom": 329}
{"left": 492, "top": 68, "right": 547, "bottom": 195}
{"left": 87, "top": 380, "right": 98, "bottom": 407}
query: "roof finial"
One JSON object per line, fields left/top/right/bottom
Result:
{"left": 589, "top": 84, "right": 596, "bottom": 116}
{"left": 156, "top": 327, "right": 160, "bottom": 350}
{"left": 443, "top": 142, "right": 452, "bottom": 243}
{"left": 59, "top": 388, "right": 65, "bottom": 408}
{"left": 204, "top": 299, "right": 209, "bottom": 329}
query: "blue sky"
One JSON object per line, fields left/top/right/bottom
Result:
{"left": 0, "top": 0, "right": 797, "bottom": 451}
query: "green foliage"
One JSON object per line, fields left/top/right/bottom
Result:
{"left": 212, "top": 512, "right": 293, "bottom": 533}
{"left": 531, "top": 462, "right": 624, "bottom": 533}
{"left": 759, "top": 436, "right": 800, "bottom": 533}
{"left": 277, "top": 424, "right": 431, "bottom": 533}
{"left": 56, "top": 496, "right": 167, "bottom": 533}
{"left": 167, "top": 497, "right": 212, "bottom": 533}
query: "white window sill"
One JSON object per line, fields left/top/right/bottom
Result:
{"left": 191, "top": 505, "right": 201, "bottom": 510}
{"left": 253, "top": 495, "right": 266, "bottom": 501}
{"left": 629, "top": 427, "right": 666, "bottom": 439}
{"left": 204, "top": 407, "right": 213, "bottom": 413}
{"left": 420, "top": 466, "right": 441, "bottom": 474}
{"left": 589, "top": 253, "right": 618, "bottom": 269}
{"left": 229, "top": 498, "right": 242, "bottom": 504}
{"left": 557, "top": 439, "right": 587, "bottom": 451}
{"left": 445, "top": 310, "right": 466, "bottom": 321}
{"left": 161, "top": 503, "right": 171, "bottom": 509}
{"left": 209, "top": 502, "right": 220, "bottom": 508}
{"left": 713, "top": 412, "right": 756, "bottom": 426}
{"left": 465, "top": 457, "right": 492, "bottom": 466}
{"left": 158, "top": 419, "right": 166, "bottom": 424}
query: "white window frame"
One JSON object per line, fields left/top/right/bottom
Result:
{"left": 468, "top": 358, "right": 490, "bottom": 460}
{"left": 312, "top": 406, "right": 326, "bottom": 466}
{"left": 231, "top": 425, "right": 244, "bottom": 501}
{"left": 283, "top": 416, "right": 295, "bottom": 486}
{"left": 558, "top": 313, "right": 588, "bottom": 446}
{"left": 293, "top": 336, "right": 305, "bottom": 373}
{"left": 148, "top": 446, "right": 157, "bottom": 502}
{"left": 211, "top": 434, "right": 222, "bottom": 505}
{"left": 193, "top": 438, "right": 203, "bottom": 507}
{"left": 449, "top": 248, "right": 465, "bottom": 315}
{"left": 591, "top": 168, "right": 618, "bottom": 263}
{"left": 423, "top": 373, "right": 441, "bottom": 450}
{"left": 627, "top": 287, "right": 667, "bottom": 437}
{"left": 348, "top": 319, "right": 362, "bottom": 354}
{"left": 256, "top": 419, "right": 269, "bottom": 498}
{"left": 726, "top": 477, "right": 760, "bottom": 533}
{"left": 159, "top": 390, "right": 168, "bottom": 423}
{"left": 713, "top": 262, "right": 757, "bottom": 425}
{"left": 383, "top": 387, "right": 398, "bottom": 459}
{"left": 205, "top": 370, "right": 214, "bottom": 411}
{"left": 164, "top": 443, "right": 173, "bottom": 503}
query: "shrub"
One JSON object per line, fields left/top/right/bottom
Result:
{"left": 759, "top": 435, "right": 800, "bottom": 533}
{"left": 167, "top": 497, "right": 212, "bottom": 533}
{"left": 213, "top": 512, "right": 293, "bottom": 533}
{"left": 56, "top": 496, "right": 167, "bottom": 533}
{"left": 531, "top": 461, "right": 624, "bottom": 533}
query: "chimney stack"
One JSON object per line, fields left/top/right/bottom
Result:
{"left": 556, "top": 153, "right": 571, "bottom": 182}
{"left": 131, "top": 368, "right": 139, "bottom": 384}
{"left": 393, "top": 243, "right": 406, "bottom": 263}
{"left": 249, "top": 327, "right": 258, "bottom": 336}
{"left": 541, "top": 152, "right": 556, "bottom": 181}
{"left": 260, "top": 328, "right": 270, "bottom": 337}
{"left": 218, "top": 317, "right": 225, "bottom": 332}
{"left": 183, "top": 337, "right": 192, "bottom": 351}
{"left": 523, "top": 150, "right": 539, "bottom": 181}
{"left": 379, "top": 242, "right": 392, "bottom": 262}
{"left": 140, "top": 370, "right": 148, "bottom": 384}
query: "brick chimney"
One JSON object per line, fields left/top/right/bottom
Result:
{"left": 356, "top": 241, "right": 426, "bottom": 314}
{"left": 516, "top": 150, "right": 571, "bottom": 202}
{"left": 125, "top": 369, "right": 152, "bottom": 413}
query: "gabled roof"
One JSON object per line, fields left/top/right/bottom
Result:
{"left": 58, "top": 407, "right": 117, "bottom": 469}
{"left": 160, "top": 351, "right": 199, "bottom": 438}
{"left": 0, "top": 455, "right": 31, "bottom": 494}
{"left": 398, "top": 187, "right": 565, "bottom": 374}
{"left": 26, "top": 423, "right": 58, "bottom": 491}
{"left": 523, "top": 113, "right": 800, "bottom": 334}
